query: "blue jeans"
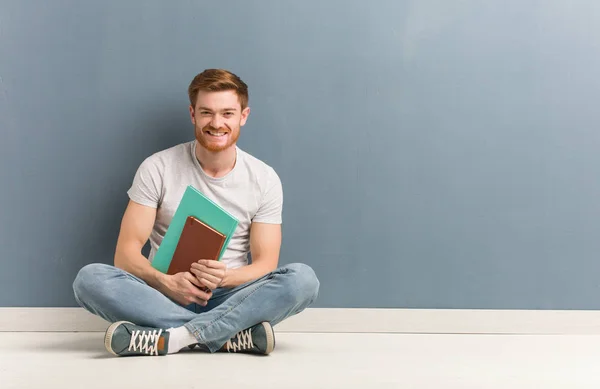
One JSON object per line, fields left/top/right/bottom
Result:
{"left": 72, "top": 263, "right": 319, "bottom": 352}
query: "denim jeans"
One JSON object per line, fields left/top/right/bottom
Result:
{"left": 72, "top": 262, "right": 319, "bottom": 352}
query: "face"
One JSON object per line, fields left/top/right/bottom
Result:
{"left": 189, "top": 90, "right": 250, "bottom": 153}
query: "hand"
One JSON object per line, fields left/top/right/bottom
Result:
{"left": 161, "top": 272, "right": 212, "bottom": 306}
{"left": 190, "top": 259, "right": 227, "bottom": 291}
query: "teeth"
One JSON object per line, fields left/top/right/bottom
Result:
{"left": 207, "top": 131, "right": 226, "bottom": 136}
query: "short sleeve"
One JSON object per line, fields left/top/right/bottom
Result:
{"left": 126, "top": 157, "right": 163, "bottom": 208}
{"left": 252, "top": 167, "right": 283, "bottom": 224}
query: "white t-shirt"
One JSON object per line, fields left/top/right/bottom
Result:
{"left": 127, "top": 140, "right": 283, "bottom": 269}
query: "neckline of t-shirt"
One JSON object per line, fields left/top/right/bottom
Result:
{"left": 190, "top": 140, "right": 241, "bottom": 183}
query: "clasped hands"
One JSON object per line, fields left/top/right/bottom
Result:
{"left": 164, "top": 259, "right": 227, "bottom": 307}
{"left": 190, "top": 259, "right": 227, "bottom": 291}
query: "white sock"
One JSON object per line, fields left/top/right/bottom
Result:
{"left": 166, "top": 326, "right": 198, "bottom": 354}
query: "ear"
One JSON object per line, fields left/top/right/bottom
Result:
{"left": 189, "top": 105, "right": 196, "bottom": 125}
{"left": 240, "top": 106, "right": 250, "bottom": 127}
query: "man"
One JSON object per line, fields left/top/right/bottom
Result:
{"left": 72, "top": 69, "right": 319, "bottom": 357}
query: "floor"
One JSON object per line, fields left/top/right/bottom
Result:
{"left": 2, "top": 332, "right": 600, "bottom": 388}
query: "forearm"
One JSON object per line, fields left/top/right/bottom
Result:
{"left": 114, "top": 247, "right": 169, "bottom": 292}
{"left": 220, "top": 262, "right": 275, "bottom": 289}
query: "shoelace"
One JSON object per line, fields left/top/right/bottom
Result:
{"left": 226, "top": 328, "right": 254, "bottom": 352}
{"left": 128, "top": 329, "right": 163, "bottom": 356}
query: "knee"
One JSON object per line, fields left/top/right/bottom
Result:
{"left": 72, "top": 263, "right": 114, "bottom": 304}
{"left": 280, "top": 263, "right": 320, "bottom": 305}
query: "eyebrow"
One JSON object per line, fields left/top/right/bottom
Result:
{"left": 198, "top": 107, "right": 237, "bottom": 112}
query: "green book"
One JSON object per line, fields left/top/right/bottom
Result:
{"left": 151, "top": 185, "right": 239, "bottom": 273}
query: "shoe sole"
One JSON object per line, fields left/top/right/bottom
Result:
{"left": 104, "top": 320, "right": 133, "bottom": 356}
{"left": 262, "top": 322, "right": 275, "bottom": 355}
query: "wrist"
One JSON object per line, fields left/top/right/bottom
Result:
{"left": 220, "top": 268, "right": 230, "bottom": 289}
{"left": 152, "top": 271, "right": 171, "bottom": 292}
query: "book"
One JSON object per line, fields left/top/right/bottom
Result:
{"left": 151, "top": 185, "right": 239, "bottom": 274}
{"left": 167, "top": 215, "right": 226, "bottom": 275}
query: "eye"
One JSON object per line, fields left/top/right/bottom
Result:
{"left": 223, "top": 112, "right": 234, "bottom": 117}
{"left": 200, "top": 111, "right": 212, "bottom": 116}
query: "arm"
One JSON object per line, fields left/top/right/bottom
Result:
{"left": 114, "top": 200, "right": 211, "bottom": 305}
{"left": 221, "top": 222, "right": 281, "bottom": 288}
{"left": 114, "top": 200, "right": 166, "bottom": 289}
{"left": 219, "top": 167, "right": 283, "bottom": 288}
{"left": 190, "top": 222, "right": 281, "bottom": 290}
{"left": 191, "top": 167, "right": 283, "bottom": 290}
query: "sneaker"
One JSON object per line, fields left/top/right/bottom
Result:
{"left": 104, "top": 321, "right": 170, "bottom": 356}
{"left": 224, "top": 322, "right": 275, "bottom": 355}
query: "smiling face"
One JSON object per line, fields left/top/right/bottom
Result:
{"left": 189, "top": 90, "right": 250, "bottom": 153}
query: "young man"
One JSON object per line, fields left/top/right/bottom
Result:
{"left": 72, "top": 69, "right": 319, "bottom": 357}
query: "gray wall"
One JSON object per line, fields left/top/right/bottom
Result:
{"left": 2, "top": 0, "right": 600, "bottom": 309}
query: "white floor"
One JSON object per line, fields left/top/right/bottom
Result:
{"left": 2, "top": 332, "right": 600, "bottom": 388}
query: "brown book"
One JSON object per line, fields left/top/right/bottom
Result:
{"left": 167, "top": 215, "right": 226, "bottom": 275}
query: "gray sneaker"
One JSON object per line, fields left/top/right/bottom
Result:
{"left": 224, "top": 322, "right": 275, "bottom": 355}
{"left": 104, "top": 321, "right": 170, "bottom": 356}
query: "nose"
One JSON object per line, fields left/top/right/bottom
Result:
{"left": 210, "top": 115, "right": 224, "bottom": 130}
